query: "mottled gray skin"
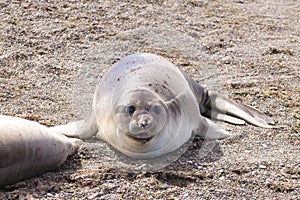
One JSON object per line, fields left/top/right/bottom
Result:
{"left": 0, "top": 115, "right": 82, "bottom": 188}
{"left": 53, "top": 53, "right": 274, "bottom": 159}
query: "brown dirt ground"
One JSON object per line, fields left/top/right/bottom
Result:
{"left": 0, "top": 0, "right": 299, "bottom": 199}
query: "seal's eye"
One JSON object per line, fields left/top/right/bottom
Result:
{"left": 126, "top": 105, "right": 136, "bottom": 115}
{"left": 150, "top": 104, "right": 162, "bottom": 114}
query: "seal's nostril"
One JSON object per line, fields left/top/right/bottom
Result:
{"left": 139, "top": 118, "right": 151, "bottom": 128}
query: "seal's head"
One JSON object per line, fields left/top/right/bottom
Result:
{"left": 115, "top": 89, "right": 168, "bottom": 144}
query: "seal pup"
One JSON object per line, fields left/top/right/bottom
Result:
{"left": 52, "top": 53, "right": 274, "bottom": 159}
{"left": 0, "top": 115, "right": 82, "bottom": 188}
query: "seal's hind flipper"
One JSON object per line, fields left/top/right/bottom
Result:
{"left": 205, "top": 91, "right": 275, "bottom": 128}
{"left": 182, "top": 71, "right": 275, "bottom": 128}
{"left": 205, "top": 111, "right": 246, "bottom": 125}
{"left": 66, "top": 138, "right": 83, "bottom": 155}
{"left": 237, "top": 104, "right": 275, "bottom": 125}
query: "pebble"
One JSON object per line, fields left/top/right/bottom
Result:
{"left": 183, "top": 193, "right": 190, "bottom": 198}
{"left": 187, "top": 160, "right": 193, "bottom": 164}
{"left": 88, "top": 192, "right": 103, "bottom": 199}
{"left": 112, "top": 184, "right": 120, "bottom": 189}
{"left": 198, "top": 166, "right": 203, "bottom": 170}
{"left": 161, "top": 185, "right": 168, "bottom": 189}
{"left": 46, "top": 193, "right": 54, "bottom": 197}
{"left": 221, "top": 56, "right": 232, "bottom": 64}
{"left": 135, "top": 163, "right": 147, "bottom": 170}
{"left": 259, "top": 165, "right": 267, "bottom": 169}
{"left": 262, "top": 143, "right": 269, "bottom": 149}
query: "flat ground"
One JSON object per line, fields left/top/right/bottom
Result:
{"left": 0, "top": 0, "right": 299, "bottom": 199}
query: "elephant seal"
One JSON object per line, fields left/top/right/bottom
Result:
{"left": 0, "top": 115, "right": 82, "bottom": 188}
{"left": 52, "top": 53, "right": 274, "bottom": 159}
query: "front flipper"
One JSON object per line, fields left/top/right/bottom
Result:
{"left": 194, "top": 116, "right": 231, "bottom": 139}
{"left": 50, "top": 113, "right": 98, "bottom": 139}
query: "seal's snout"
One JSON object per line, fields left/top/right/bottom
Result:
{"left": 137, "top": 115, "right": 152, "bottom": 128}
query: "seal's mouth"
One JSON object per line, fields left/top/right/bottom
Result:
{"left": 126, "top": 134, "right": 154, "bottom": 144}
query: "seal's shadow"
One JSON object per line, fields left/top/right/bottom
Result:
{"left": 176, "top": 136, "right": 224, "bottom": 164}
{"left": 82, "top": 134, "right": 223, "bottom": 172}
{"left": 81, "top": 136, "right": 223, "bottom": 188}
{"left": 155, "top": 136, "right": 224, "bottom": 187}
